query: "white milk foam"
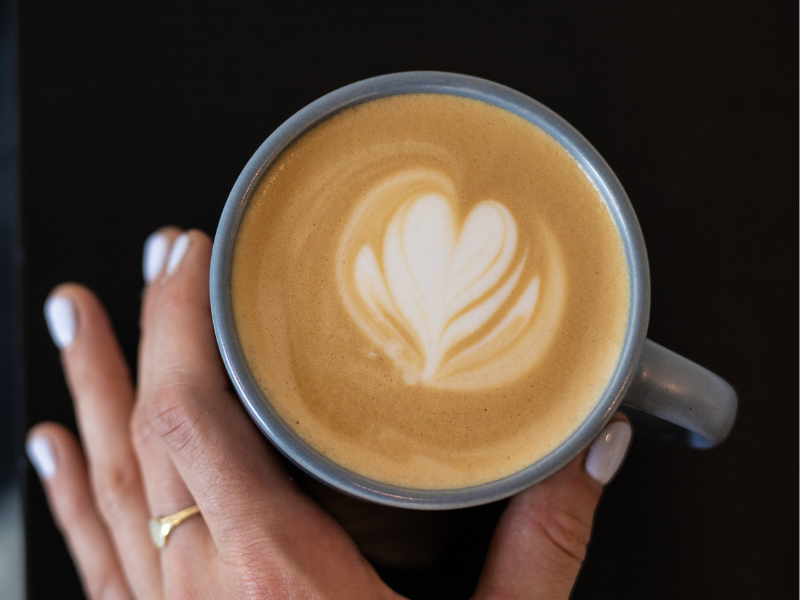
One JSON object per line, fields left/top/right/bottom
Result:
{"left": 337, "top": 168, "right": 566, "bottom": 391}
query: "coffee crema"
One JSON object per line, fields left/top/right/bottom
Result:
{"left": 232, "top": 94, "right": 630, "bottom": 489}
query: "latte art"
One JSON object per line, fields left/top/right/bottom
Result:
{"left": 338, "top": 170, "right": 565, "bottom": 390}
{"left": 231, "top": 94, "right": 630, "bottom": 489}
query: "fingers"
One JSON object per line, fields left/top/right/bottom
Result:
{"left": 43, "top": 285, "right": 162, "bottom": 599}
{"left": 474, "top": 415, "right": 632, "bottom": 600}
{"left": 27, "top": 424, "right": 133, "bottom": 600}
{"left": 133, "top": 228, "right": 197, "bottom": 519}
{"left": 133, "top": 229, "right": 216, "bottom": 573}
{"left": 142, "top": 230, "right": 230, "bottom": 396}
{"left": 138, "top": 227, "right": 183, "bottom": 397}
{"left": 140, "top": 230, "right": 296, "bottom": 540}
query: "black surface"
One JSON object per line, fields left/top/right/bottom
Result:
{"left": 0, "top": 0, "right": 24, "bottom": 597}
{"left": 0, "top": 0, "right": 19, "bottom": 485}
{"left": 19, "top": 2, "right": 798, "bottom": 599}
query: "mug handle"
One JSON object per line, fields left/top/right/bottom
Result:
{"left": 621, "top": 340, "right": 737, "bottom": 448}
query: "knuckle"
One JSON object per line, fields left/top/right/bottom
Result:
{"left": 129, "top": 402, "right": 155, "bottom": 452}
{"left": 92, "top": 460, "right": 141, "bottom": 527}
{"left": 147, "top": 384, "right": 201, "bottom": 453}
{"left": 532, "top": 506, "right": 592, "bottom": 567}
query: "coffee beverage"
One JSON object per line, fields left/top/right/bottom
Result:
{"left": 231, "top": 93, "right": 630, "bottom": 489}
{"left": 215, "top": 75, "right": 737, "bottom": 505}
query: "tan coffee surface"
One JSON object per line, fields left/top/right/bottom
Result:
{"left": 232, "top": 94, "right": 630, "bottom": 489}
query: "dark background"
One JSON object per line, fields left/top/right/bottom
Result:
{"left": 15, "top": 1, "right": 797, "bottom": 599}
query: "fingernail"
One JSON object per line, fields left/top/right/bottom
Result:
{"left": 44, "top": 295, "right": 77, "bottom": 349}
{"left": 27, "top": 436, "right": 56, "bottom": 480}
{"left": 166, "top": 233, "right": 190, "bottom": 276}
{"left": 143, "top": 232, "right": 170, "bottom": 283}
{"left": 585, "top": 421, "right": 632, "bottom": 485}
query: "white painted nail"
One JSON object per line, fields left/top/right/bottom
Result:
{"left": 143, "top": 232, "right": 170, "bottom": 283}
{"left": 44, "top": 295, "right": 77, "bottom": 349}
{"left": 27, "top": 436, "right": 56, "bottom": 480}
{"left": 585, "top": 421, "right": 632, "bottom": 485}
{"left": 166, "top": 233, "right": 190, "bottom": 276}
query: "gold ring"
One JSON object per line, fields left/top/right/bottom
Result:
{"left": 148, "top": 505, "right": 201, "bottom": 548}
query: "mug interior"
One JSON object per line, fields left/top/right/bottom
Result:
{"left": 210, "top": 72, "right": 650, "bottom": 509}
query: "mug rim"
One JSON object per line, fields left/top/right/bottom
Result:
{"left": 210, "top": 71, "right": 651, "bottom": 509}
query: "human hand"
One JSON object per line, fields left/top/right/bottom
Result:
{"left": 28, "top": 228, "right": 632, "bottom": 600}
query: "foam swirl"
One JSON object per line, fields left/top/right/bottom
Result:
{"left": 336, "top": 168, "right": 566, "bottom": 391}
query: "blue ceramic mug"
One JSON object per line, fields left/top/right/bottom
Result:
{"left": 209, "top": 72, "right": 737, "bottom": 509}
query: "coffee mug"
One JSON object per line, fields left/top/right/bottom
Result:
{"left": 209, "top": 72, "right": 737, "bottom": 509}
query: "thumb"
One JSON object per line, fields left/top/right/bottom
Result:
{"left": 473, "top": 416, "right": 632, "bottom": 600}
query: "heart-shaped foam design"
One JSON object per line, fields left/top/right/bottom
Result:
{"left": 338, "top": 169, "right": 564, "bottom": 390}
